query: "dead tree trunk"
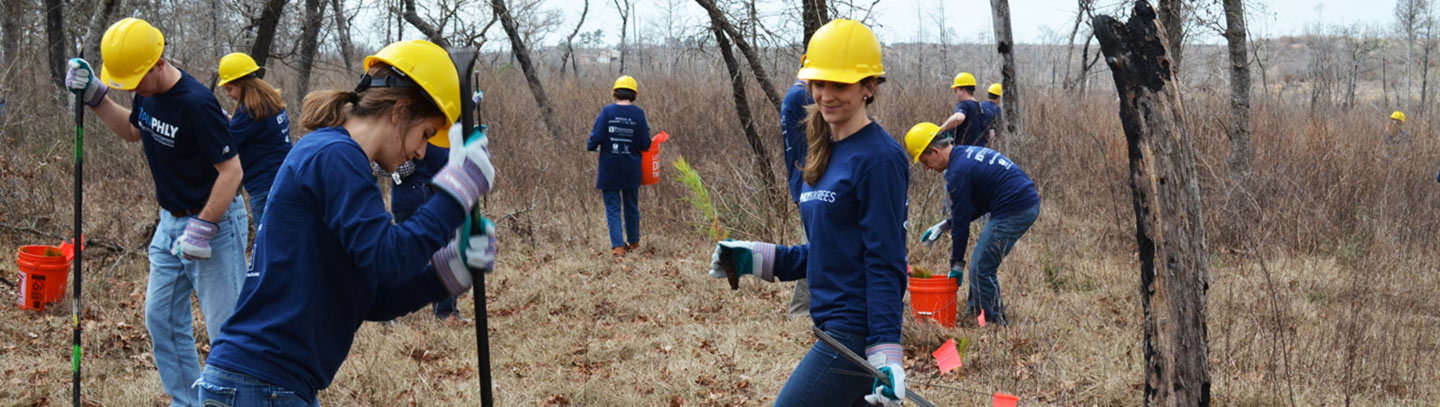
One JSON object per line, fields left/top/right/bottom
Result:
{"left": 44, "top": 0, "right": 65, "bottom": 90}
{"left": 249, "top": 0, "right": 289, "bottom": 69}
{"left": 801, "top": 0, "right": 828, "bottom": 49}
{"left": 991, "top": 0, "right": 1024, "bottom": 142}
{"left": 1223, "top": 0, "right": 1252, "bottom": 177}
{"left": 492, "top": 0, "right": 563, "bottom": 139}
{"left": 330, "top": 0, "right": 354, "bottom": 71}
{"left": 561, "top": 0, "right": 589, "bottom": 77}
{"left": 295, "top": 0, "right": 325, "bottom": 110}
{"left": 710, "top": 22, "right": 781, "bottom": 230}
{"left": 611, "top": 0, "right": 632, "bottom": 73}
{"left": 695, "top": 0, "right": 782, "bottom": 111}
{"left": 1157, "top": 0, "right": 1185, "bottom": 77}
{"left": 403, "top": 0, "right": 450, "bottom": 47}
{"left": 0, "top": 0, "right": 19, "bottom": 87}
{"left": 1093, "top": 2, "right": 1212, "bottom": 406}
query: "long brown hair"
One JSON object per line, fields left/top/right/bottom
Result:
{"left": 802, "top": 77, "right": 880, "bottom": 185}
{"left": 299, "top": 63, "right": 445, "bottom": 131}
{"left": 230, "top": 76, "right": 286, "bottom": 119}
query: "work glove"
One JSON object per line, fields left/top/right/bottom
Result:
{"left": 433, "top": 122, "right": 495, "bottom": 212}
{"left": 947, "top": 261, "right": 964, "bottom": 280}
{"left": 920, "top": 219, "right": 950, "bottom": 247}
{"left": 432, "top": 218, "right": 497, "bottom": 296}
{"left": 66, "top": 58, "right": 109, "bottom": 107}
{"left": 171, "top": 218, "right": 219, "bottom": 260}
{"left": 472, "top": 90, "right": 485, "bottom": 106}
{"left": 707, "top": 240, "right": 777, "bottom": 283}
{"left": 863, "top": 343, "right": 906, "bottom": 406}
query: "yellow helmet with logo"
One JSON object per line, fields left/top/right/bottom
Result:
{"left": 1391, "top": 111, "right": 1406, "bottom": 122}
{"left": 988, "top": 83, "right": 1003, "bottom": 97}
{"left": 363, "top": 40, "right": 460, "bottom": 146}
{"left": 98, "top": 18, "right": 165, "bottom": 90}
{"left": 797, "top": 19, "right": 884, "bottom": 84}
{"left": 951, "top": 72, "right": 976, "bottom": 89}
{"left": 904, "top": 122, "right": 942, "bottom": 164}
{"left": 217, "top": 52, "right": 261, "bottom": 87}
{"left": 613, "top": 75, "right": 638, "bottom": 92}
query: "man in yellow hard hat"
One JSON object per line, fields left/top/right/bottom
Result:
{"left": 64, "top": 17, "right": 247, "bottom": 407}
{"left": 939, "top": 72, "right": 989, "bottom": 147}
{"left": 978, "top": 83, "right": 1003, "bottom": 146}
{"left": 1385, "top": 110, "right": 1410, "bottom": 145}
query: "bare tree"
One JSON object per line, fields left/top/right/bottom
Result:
{"left": 249, "top": 0, "right": 289, "bottom": 69}
{"left": 1222, "top": 0, "right": 1252, "bottom": 178}
{"left": 1094, "top": 1, "right": 1213, "bottom": 405}
{"left": 991, "top": 0, "right": 1024, "bottom": 141}
{"left": 1063, "top": 0, "right": 1096, "bottom": 89}
{"left": 560, "top": 0, "right": 589, "bottom": 76}
{"left": 295, "top": 0, "right": 325, "bottom": 110}
{"left": 1396, "top": 0, "right": 1429, "bottom": 110}
{"left": 492, "top": 0, "right": 563, "bottom": 139}
{"left": 1420, "top": 7, "right": 1435, "bottom": 116}
{"left": 695, "top": 0, "right": 782, "bottom": 111}
{"left": 709, "top": 21, "right": 781, "bottom": 230}
{"left": 403, "top": 0, "right": 451, "bottom": 47}
{"left": 44, "top": 0, "right": 65, "bottom": 90}
{"left": 80, "top": 0, "right": 124, "bottom": 67}
{"left": 330, "top": 0, "right": 355, "bottom": 71}
{"left": 611, "top": 0, "right": 634, "bottom": 73}
{"left": 802, "top": 0, "right": 829, "bottom": 49}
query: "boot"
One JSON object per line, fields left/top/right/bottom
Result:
{"left": 612, "top": 246, "right": 628, "bottom": 257}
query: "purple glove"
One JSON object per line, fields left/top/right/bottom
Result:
{"left": 432, "top": 220, "right": 498, "bottom": 296}
{"left": 433, "top": 123, "right": 495, "bottom": 211}
{"left": 66, "top": 58, "right": 110, "bottom": 107}
{"left": 171, "top": 218, "right": 219, "bottom": 260}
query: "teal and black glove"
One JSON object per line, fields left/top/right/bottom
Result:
{"left": 707, "top": 240, "right": 778, "bottom": 283}
{"left": 65, "top": 58, "right": 109, "bottom": 106}
{"left": 863, "top": 343, "right": 906, "bottom": 406}
{"left": 947, "top": 261, "right": 964, "bottom": 280}
{"left": 920, "top": 219, "right": 950, "bottom": 248}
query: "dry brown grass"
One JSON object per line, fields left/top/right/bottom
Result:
{"left": 2, "top": 52, "right": 1439, "bottom": 406}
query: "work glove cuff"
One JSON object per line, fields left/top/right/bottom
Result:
{"left": 865, "top": 343, "right": 904, "bottom": 367}
{"left": 432, "top": 237, "right": 475, "bottom": 296}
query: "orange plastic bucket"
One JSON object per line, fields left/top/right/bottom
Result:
{"left": 16, "top": 245, "right": 71, "bottom": 311}
{"left": 641, "top": 131, "right": 669, "bottom": 185}
{"left": 909, "top": 275, "right": 959, "bottom": 327}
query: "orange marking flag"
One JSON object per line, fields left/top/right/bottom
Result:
{"left": 932, "top": 338, "right": 962, "bottom": 374}
{"left": 993, "top": 392, "right": 1019, "bottom": 407}
{"left": 977, "top": 309, "right": 987, "bottom": 327}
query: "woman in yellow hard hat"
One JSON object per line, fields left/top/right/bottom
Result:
{"left": 587, "top": 75, "right": 652, "bottom": 257}
{"left": 978, "top": 82, "right": 1003, "bottom": 145}
{"left": 65, "top": 17, "right": 250, "bottom": 405}
{"left": 217, "top": 52, "right": 291, "bottom": 225}
{"left": 704, "top": 19, "right": 911, "bottom": 406}
{"left": 1384, "top": 110, "right": 1410, "bottom": 145}
{"left": 199, "top": 40, "right": 496, "bottom": 406}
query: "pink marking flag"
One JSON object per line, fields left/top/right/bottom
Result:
{"left": 931, "top": 338, "right": 962, "bottom": 374}
{"left": 977, "top": 309, "right": 987, "bottom": 327}
{"left": 993, "top": 392, "right": 1019, "bottom": 407}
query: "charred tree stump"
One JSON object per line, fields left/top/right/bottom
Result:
{"left": 1092, "top": 2, "right": 1212, "bottom": 406}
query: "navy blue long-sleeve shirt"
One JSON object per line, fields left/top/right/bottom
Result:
{"left": 764, "top": 122, "right": 909, "bottom": 346}
{"left": 979, "top": 99, "right": 1002, "bottom": 142}
{"left": 782, "top": 81, "right": 814, "bottom": 203}
{"left": 229, "top": 106, "right": 292, "bottom": 197}
{"left": 207, "top": 127, "right": 466, "bottom": 402}
{"left": 945, "top": 146, "right": 1039, "bottom": 266}
{"left": 390, "top": 143, "right": 449, "bottom": 214}
{"left": 587, "top": 104, "right": 651, "bottom": 190}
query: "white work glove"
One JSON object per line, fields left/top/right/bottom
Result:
{"left": 66, "top": 58, "right": 110, "bottom": 107}
{"left": 433, "top": 122, "right": 495, "bottom": 212}
{"left": 171, "top": 218, "right": 219, "bottom": 260}
{"left": 432, "top": 219, "right": 497, "bottom": 296}
{"left": 920, "top": 219, "right": 950, "bottom": 248}
{"left": 863, "top": 343, "right": 906, "bottom": 406}
{"left": 707, "top": 240, "right": 777, "bottom": 283}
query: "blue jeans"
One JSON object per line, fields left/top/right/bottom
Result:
{"left": 393, "top": 209, "right": 456, "bottom": 319}
{"left": 195, "top": 365, "right": 317, "bottom": 407}
{"left": 247, "top": 186, "right": 270, "bottom": 228}
{"left": 963, "top": 203, "right": 1039, "bottom": 326}
{"left": 773, "top": 329, "right": 873, "bottom": 407}
{"left": 601, "top": 188, "right": 640, "bottom": 248}
{"left": 147, "top": 195, "right": 249, "bottom": 407}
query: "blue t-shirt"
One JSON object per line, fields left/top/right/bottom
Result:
{"left": 206, "top": 127, "right": 466, "bottom": 402}
{"left": 230, "top": 106, "right": 292, "bottom": 197}
{"left": 947, "top": 99, "right": 987, "bottom": 147}
{"left": 390, "top": 143, "right": 449, "bottom": 214}
{"left": 945, "top": 146, "right": 1039, "bottom": 265}
{"left": 782, "top": 81, "right": 814, "bottom": 203}
{"left": 129, "top": 70, "right": 236, "bottom": 212}
{"left": 587, "top": 104, "right": 652, "bottom": 190}
{"left": 767, "top": 122, "right": 909, "bottom": 346}
{"left": 979, "top": 99, "right": 1002, "bottom": 139}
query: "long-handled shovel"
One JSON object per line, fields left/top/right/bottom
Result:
{"left": 69, "top": 73, "right": 86, "bottom": 407}
{"left": 449, "top": 48, "right": 493, "bottom": 407}
{"left": 812, "top": 326, "right": 937, "bottom": 407}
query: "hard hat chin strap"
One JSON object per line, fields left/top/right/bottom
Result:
{"left": 353, "top": 67, "right": 419, "bottom": 94}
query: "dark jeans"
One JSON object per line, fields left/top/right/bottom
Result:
{"left": 962, "top": 203, "right": 1040, "bottom": 326}
{"left": 601, "top": 188, "right": 640, "bottom": 248}
{"left": 393, "top": 209, "right": 457, "bottom": 319}
{"left": 196, "top": 365, "right": 317, "bottom": 407}
{"left": 773, "top": 329, "right": 873, "bottom": 407}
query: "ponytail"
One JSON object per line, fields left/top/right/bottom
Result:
{"left": 802, "top": 77, "right": 880, "bottom": 185}
{"left": 298, "top": 63, "right": 445, "bottom": 131}
{"left": 299, "top": 90, "right": 353, "bottom": 130}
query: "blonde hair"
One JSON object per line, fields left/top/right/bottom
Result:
{"left": 299, "top": 63, "right": 444, "bottom": 131}
{"left": 229, "top": 76, "right": 285, "bottom": 119}
{"left": 802, "top": 77, "right": 880, "bottom": 185}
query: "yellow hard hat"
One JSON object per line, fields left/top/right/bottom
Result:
{"left": 217, "top": 52, "right": 260, "bottom": 87}
{"left": 951, "top": 72, "right": 976, "bottom": 89}
{"left": 1391, "top": 111, "right": 1406, "bottom": 122}
{"left": 98, "top": 18, "right": 165, "bottom": 90}
{"left": 613, "top": 75, "right": 638, "bottom": 92}
{"left": 988, "top": 83, "right": 1003, "bottom": 96}
{"left": 363, "top": 40, "right": 460, "bottom": 146}
{"left": 904, "top": 122, "right": 942, "bottom": 164}
{"left": 797, "top": 19, "right": 884, "bottom": 84}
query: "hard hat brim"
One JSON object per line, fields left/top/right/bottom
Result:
{"left": 428, "top": 132, "right": 450, "bottom": 148}
{"left": 99, "top": 63, "right": 150, "bottom": 91}
{"left": 217, "top": 66, "right": 260, "bottom": 87}
{"left": 797, "top": 67, "right": 876, "bottom": 85}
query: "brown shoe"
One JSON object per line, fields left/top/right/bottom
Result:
{"left": 612, "top": 246, "right": 628, "bottom": 257}
{"left": 625, "top": 241, "right": 640, "bottom": 251}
